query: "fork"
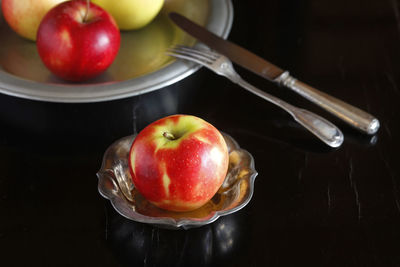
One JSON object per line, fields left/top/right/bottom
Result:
{"left": 167, "top": 45, "right": 344, "bottom": 148}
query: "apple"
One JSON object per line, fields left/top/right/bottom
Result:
{"left": 129, "top": 115, "right": 229, "bottom": 212}
{"left": 36, "top": 0, "right": 120, "bottom": 82}
{"left": 91, "top": 0, "right": 164, "bottom": 30}
{"left": 1, "top": 0, "right": 67, "bottom": 41}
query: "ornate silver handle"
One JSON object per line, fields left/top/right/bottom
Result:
{"left": 236, "top": 78, "right": 344, "bottom": 148}
{"left": 275, "top": 71, "right": 380, "bottom": 135}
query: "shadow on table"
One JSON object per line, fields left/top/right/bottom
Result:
{"left": 104, "top": 202, "right": 247, "bottom": 267}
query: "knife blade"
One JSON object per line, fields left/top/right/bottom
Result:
{"left": 169, "top": 12, "right": 284, "bottom": 81}
{"left": 169, "top": 12, "right": 380, "bottom": 135}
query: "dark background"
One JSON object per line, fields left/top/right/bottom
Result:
{"left": 1, "top": 0, "right": 400, "bottom": 266}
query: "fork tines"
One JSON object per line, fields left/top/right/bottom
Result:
{"left": 167, "top": 45, "right": 220, "bottom": 64}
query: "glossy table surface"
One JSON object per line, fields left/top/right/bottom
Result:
{"left": 1, "top": 0, "right": 400, "bottom": 266}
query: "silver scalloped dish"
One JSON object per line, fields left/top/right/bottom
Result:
{"left": 97, "top": 133, "right": 257, "bottom": 229}
{"left": 0, "top": 0, "right": 233, "bottom": 103}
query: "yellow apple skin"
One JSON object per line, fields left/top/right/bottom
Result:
{"left": 91, "top": 0, "right": 164, "bottom": 30}
{"left": 1, "top": 0, "right": 67, "bottom": 41}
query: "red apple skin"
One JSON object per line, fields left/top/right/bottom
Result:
{"left": 129, "top": 115, "right": 229, "bottom": 212}
{"left": 36, "top": 0, "right": 120, "bottom": 82}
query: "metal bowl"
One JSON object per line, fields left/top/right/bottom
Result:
{"left": 97, "top": 133, "right": 258, "bottom": 230}
{"left": 0, "top": 0, "right": 233, "bottom": 102}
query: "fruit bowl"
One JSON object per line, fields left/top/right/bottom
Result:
{"left": 97, "top": 133, "right": 258, "bottom": 229}
{"left": 0, "top": 0, "right": 233, "bottom": 102}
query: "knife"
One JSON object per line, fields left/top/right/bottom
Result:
{"left": 169, "top": 12, "right": 380, "bottom": 135}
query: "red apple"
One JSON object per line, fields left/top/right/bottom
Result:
{"left": 129, "top": 115, "right": 229, "bottom": 212}
{"left": 36, "top": 0, "right": 120, "bottom": 82}
{"left": 1, "top": 0, "right": 67, "bottom": 41}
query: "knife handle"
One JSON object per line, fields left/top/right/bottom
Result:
{"left": 275, "top": 72, "right": 380, "bottom": 135}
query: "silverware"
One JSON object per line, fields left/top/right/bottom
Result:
{"left": 167, "top": 46, "right": 344, "bottom": 148}
{"left": 169, "top": 12, "right": 380, "bottom": 135}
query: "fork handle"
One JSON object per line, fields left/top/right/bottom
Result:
{"left": 235, "top": 78, "right": 344, "bottom": 148}
{"left": 275, "top": 71, "right": 380, "bottom": 135}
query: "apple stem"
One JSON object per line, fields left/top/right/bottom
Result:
{"left": 83, "top": 0, "right": 90, "bottom": 22}
{"left": 163, "top": 132, "right": 175, "bottom": 140}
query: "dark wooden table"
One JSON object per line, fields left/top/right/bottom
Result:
{"left": 1, "top": 0, "right": 400, "bottom": 266}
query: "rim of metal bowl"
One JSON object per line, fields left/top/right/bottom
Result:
{"left": 0, "top": 0, "right": 234, "bottom": 103}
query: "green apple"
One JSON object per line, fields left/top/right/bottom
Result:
{"left": 91, "top": 0, "right": 164, "bottom": 30}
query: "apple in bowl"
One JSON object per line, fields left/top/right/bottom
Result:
{"left": 1, "top": 0, "right": 67, "bottom": 41}
{"left": 91, "top": 0, "right": 164, "bottom": 30}
{"left": 129, "top": 115, "right": 229, "bottom": 212}
{"left": 36, "top": 0, "right": 120, "bottom": 82}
